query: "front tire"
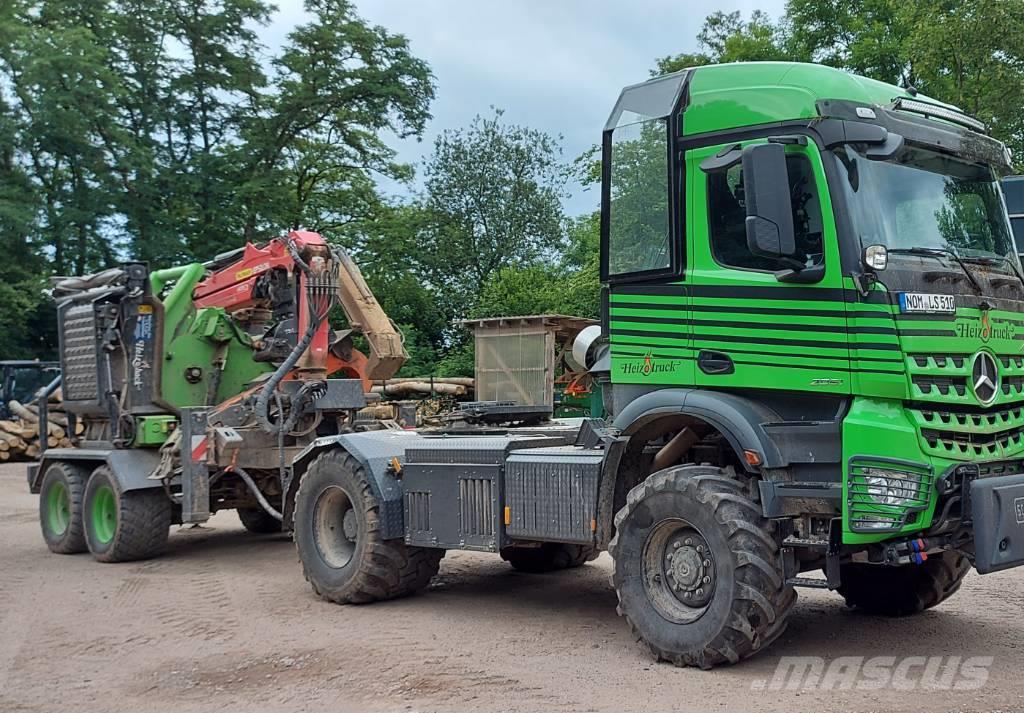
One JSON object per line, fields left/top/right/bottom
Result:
{"left": 294, "top": 449, "right": 444, "bottom": 603}
{"left": 83, "top": 466, "right": 172, "bottom": 563}
{"left": 837, "top": 550, "right": 971, "bottom": 616}
{"left": 39, "top": 461, "right": 88, "bottom": 554}
{"left": 609, "top": 465, "right": 795, "bottom": 669}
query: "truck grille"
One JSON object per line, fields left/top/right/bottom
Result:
{"left": 908, "top": 405, "right": 1024, "bottom": 459}
{"left": 905, "top": 352, "right": 1024, "bottom": 460}
{"left": 907, "top": 352, "right": 1024, "bottom": 405}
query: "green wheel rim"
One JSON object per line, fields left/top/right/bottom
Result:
{"left": 91, "top": 484, "right": 117, "bottom": 545}
{"left": 46, "top": 481, "right": 71, "bottom": 536}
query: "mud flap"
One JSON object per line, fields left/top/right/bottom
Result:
{"left": 971, "top": 473, "right": 1024, "bottom": 574}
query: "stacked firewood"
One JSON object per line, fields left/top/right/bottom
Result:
{"left": 370, "top": 376, "right": 474, "bottom": 398}
{"left": 1, "top": 391, "right": 79, "bottom": 461}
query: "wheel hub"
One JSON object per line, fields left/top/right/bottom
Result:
{"left": 47, "top": 481, "right": 70, "bottom": 536}
{"left": 342, "top": 509, "right": 358, "bottom": 540}
{"left": 642, "top": 518, "right": 717, "bottom": 624}
{"left": 664, "top": 532, "right": 715, "bottom": 607}
{"left": 312, "top": 486, "right": 357, "bottom": 569}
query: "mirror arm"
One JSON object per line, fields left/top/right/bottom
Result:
{"left": 851, "top": 271, "right": 878, "bottom": 297}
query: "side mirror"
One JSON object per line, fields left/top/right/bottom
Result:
{"left": 863, "top": 244, "right": 888, "bottom": 271}
{"left": 741, "top": 142, "right": 796, "bottom": 261}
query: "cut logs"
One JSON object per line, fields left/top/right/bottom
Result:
{"left": 369, "top": 377, "right": 474, "bottom": 398}
{"left": 2, "top": 394, "right": 76, "bottom": 461}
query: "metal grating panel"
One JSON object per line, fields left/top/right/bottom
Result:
{"left": 505, "top": 447, "right": 602, "bottom": 544}
{"left": 459, "top": 478, "right": 494, "bottom": 538}
{"left": 405, "top": 490, "right": 431, "bottom": 535}
{"left": 61, "top": 303, "right": 100, "bottom": 402}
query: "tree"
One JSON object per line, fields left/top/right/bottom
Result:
{"left": 656, "top": 10, "right": 794, "bottom": 74}
{"left": 231, "top": 0, "right": 434, "bottom": 248}
{"left": 418, "top": 109, "right": 568, "bottom": 299}
{"left": 659, "top": 2, "right": 1024, "bottom": 166}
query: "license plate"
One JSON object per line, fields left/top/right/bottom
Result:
{"left": 898, "top": 292, "right": 955, "bottom": 314}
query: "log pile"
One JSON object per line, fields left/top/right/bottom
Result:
{"left": 1, "top": 390, "right": 79, "bottom": 461}
{"left": 370, "top": 376, "right": 474, "bottom": 398}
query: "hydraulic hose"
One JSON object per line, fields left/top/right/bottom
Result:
{"left": 255, "top": 238, "right": 339, "bottom": 435}
{"left": 255, "top": 308, "right": 325, "bottom": 435}
{"left": 232, "top": 466, "right": 283, "bottom": 521}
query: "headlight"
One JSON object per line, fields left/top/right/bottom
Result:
{"left": 862, "top": 468, "right": 923, "bottom": 507}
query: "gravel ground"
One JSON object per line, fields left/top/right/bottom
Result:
{"left": 2, "top": 461, "right": 1023, "bottom": 713}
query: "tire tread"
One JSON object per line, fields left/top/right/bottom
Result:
{"left": 609, "top": 464, "right": 796, "bottom": 669}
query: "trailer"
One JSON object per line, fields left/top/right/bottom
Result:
{"left": 29, "top": 232, "right": 406, "bottom": 561}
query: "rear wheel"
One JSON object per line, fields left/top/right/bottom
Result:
{"left": 237, "top": 506, "right": 282, "bottom": 534}
{"left": 294, "top": 449, "right": 444, "bottom": 603}
{"left": 83, "top": 466, "right": 172, "bottom": 563}
{"left": 609, "top": 465, "right": 795, "bottom": 669}
{"left": 38, "top": 461, "right": 88, "bottom": 554}
{"left": 500, "top": 543, "right": 597, "bottom": 573}
{"left": 837, "top": 550, "right": 971, "bottom": 616}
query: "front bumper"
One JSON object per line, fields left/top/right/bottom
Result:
{"left": 971, "top": 472, "right": 1024, "bottom": 573}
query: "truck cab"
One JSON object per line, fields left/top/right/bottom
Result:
{"left": 290, "top": 62, "right": 1024, "bottom": 669}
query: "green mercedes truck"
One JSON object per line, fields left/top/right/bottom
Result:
{"left": 288, "top": 61, "right": 1024, "bottom": 668}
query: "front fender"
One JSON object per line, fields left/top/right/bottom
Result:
{"left": 611, "top": 388, "right": 785, "bottom": 470}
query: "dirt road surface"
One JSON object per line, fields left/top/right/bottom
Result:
{"left": 2, "top": 463, "right": 1023, "bottom": 713}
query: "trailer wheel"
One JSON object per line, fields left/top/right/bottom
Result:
{"left": 83, "top": 466, "right": 172, "bottom": 563}
{"left": 609, "top": 465, "right": 795, "bottom": 669}
{"left": 500, "top": 543, "right": 597, "bottom": 573}
{"left": 39, "top": 461, "right": 88, "bottom": 554}
{"left": 837, "top": 550, "right": 971, "bottom": 616}
{"left": 237, "top": 506, "right": 283, "bottom": 534}
{"left": 294, "top": 449, "right": 444, "bottom": 604}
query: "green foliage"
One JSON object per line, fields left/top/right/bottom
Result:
{"left": 418, "top": 109, "right": 568, "bottom": 297}
{"left": 658, "top": 1, "right": 1024, "bottom": 166}
{"left": 0, "top": 0, "right": 434, "bottom": 272}
{"left": 656, "top": 10, "right": 795, "bottom": 74}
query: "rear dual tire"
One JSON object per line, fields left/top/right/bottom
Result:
{"left": 82, "top": 466, "right": 172, "bottom": 563}
{"left": 39, "top": 462, "right": 88, "bottom": 554}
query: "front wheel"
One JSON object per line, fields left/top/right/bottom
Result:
{"left": 83, "top": 466, "right": 172, "bottom": 563}
{"left": 293, "top": 449, "right": 444, "bottom": 603}
{"left": 609, "top": 465, "right": 795, "bottom": 669}
{"left": 837, "top": 550, "right": 971, "bottom": 616}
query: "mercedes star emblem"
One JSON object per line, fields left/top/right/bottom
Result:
{"left": 971, "top": 351, "right": 1000, "bottom": 405}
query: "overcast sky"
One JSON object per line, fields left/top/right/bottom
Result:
{"left": 266, "top": 0, "right": 786, "bottom": 216}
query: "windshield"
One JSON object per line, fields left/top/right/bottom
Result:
{"left": 832, "top": 145, "right": 1018, "bottom": 266}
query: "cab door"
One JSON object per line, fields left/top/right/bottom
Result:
{"left": 686, "top": 138, "right": 851, "bottom": 395}
{"left": 603, "top": 109, "right": 693, "bottom": 388}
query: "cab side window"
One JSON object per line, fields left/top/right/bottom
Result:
{"left": 708, "top": 154, "right": 824, "bottom": 271}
